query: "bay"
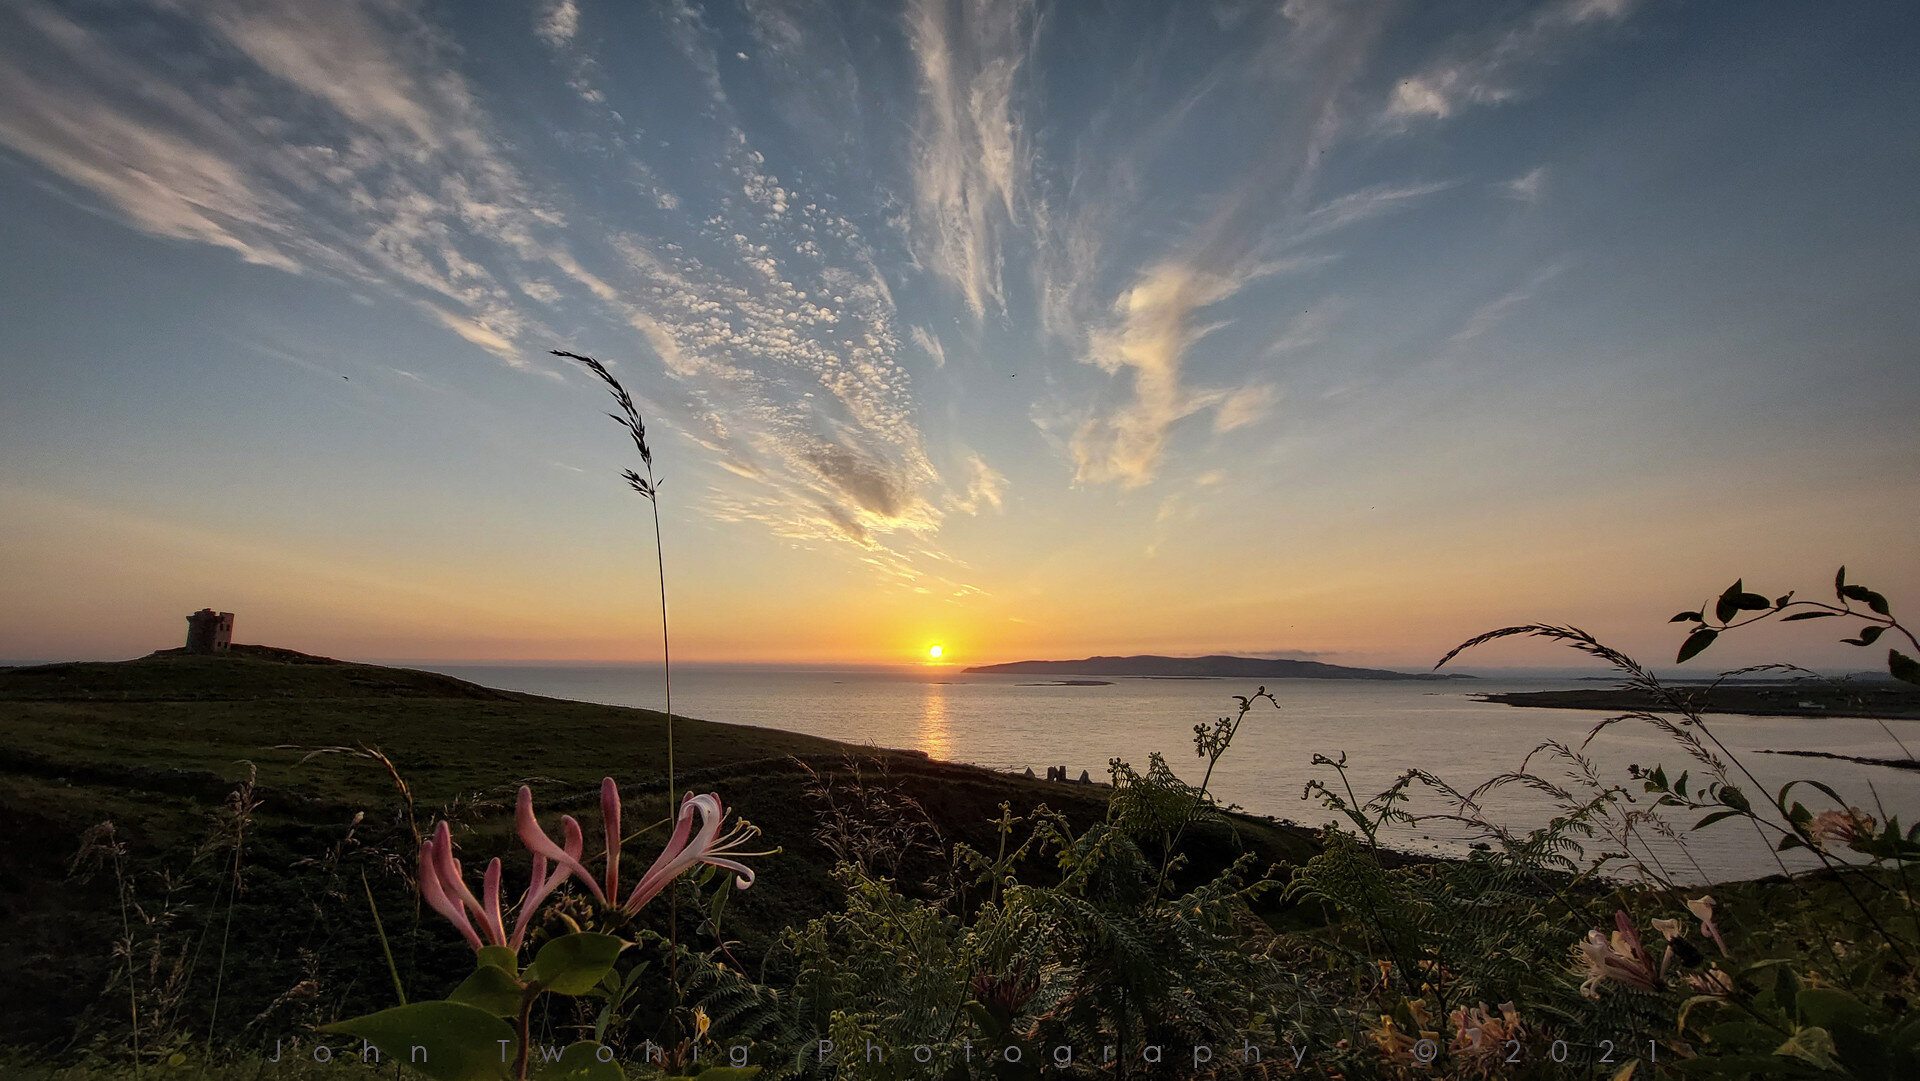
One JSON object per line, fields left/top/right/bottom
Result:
{"left": 422, "top": 663, "right": 1920, "bottom": 883}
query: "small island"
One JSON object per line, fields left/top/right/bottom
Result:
{"left": 965, "top": 654, "right": 1475, "bottom": 680}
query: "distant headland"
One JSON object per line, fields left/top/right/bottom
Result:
{"left": 963, "top": 654, "right": 1474, "bottom": 680}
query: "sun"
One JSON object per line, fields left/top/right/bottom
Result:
{"left": 928, "top": 644, "right": 944, "bottom": 660}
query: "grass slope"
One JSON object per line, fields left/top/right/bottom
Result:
{"left": 0, "top": 648, "right": 1318, "bottom": 1054}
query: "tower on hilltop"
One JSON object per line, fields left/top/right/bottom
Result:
{"left": 184, "top": 609, "right": 234, "bottom": 653}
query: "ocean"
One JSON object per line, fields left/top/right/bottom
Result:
{"left": 421, "top": 663, "right": 1919, "bottom": 884}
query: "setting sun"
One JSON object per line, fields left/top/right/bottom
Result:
{"left": 928, "top": 645, "right": 943, "bottom": 660}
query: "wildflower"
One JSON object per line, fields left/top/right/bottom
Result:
{"left": 1450, "top": 1001, "right": 1523, "bottom": 1071}
{"left": 420, "top": 779, "right": 766, "bottom": 957}
{"left": 970, "top": 967, "right": 1040, "bottom": 1015}
{"left": 1651, "top": 916, "right": 1704, "bottom": 974}
{"left": 1687, "top": 895, "right": 1728, "bottom": 955}
{"left": 602, "top": 777, "right": 622, "bottom": 901}
{"left": 621, "top": 791, "right": 766, "bottom": 913}
{"left": 1572, "top": 911, "right": 1663, "bottom": 998}
{"left": 1807, "top": 808, "right": 1876, "bottom": 852}
{"left": 516, "top": 786, "right": 606, "bottom": 904}
{"left": 1685, "top": 966, "right": 1734, "bottom": 997}
{"left": 418, "top": 819, "right": 576, "bottom": 952}
{"left": 1368, "top": 1000, "right": 1438, "bottom": 1062}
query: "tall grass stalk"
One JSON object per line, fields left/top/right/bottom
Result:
{"left": 553, "top": 349, "right": 676, "bottom": 815}
{"left": 553, "top": 348, "right": 685, "bottom": 990}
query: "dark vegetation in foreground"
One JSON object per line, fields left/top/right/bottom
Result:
{"left": 0, "top": 649, "right": 1321, "bottom": 1055}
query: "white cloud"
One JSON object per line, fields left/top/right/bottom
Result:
{"left": 535, "top": 0, "right": 580, "bottom": 47}
{"left": 1503, "top": 165, "right": 1549, "bottom": 203}
{"left": 1072, "top": 264, "right": 1242, "bottom": 487}
{"left": 1263, "top": 297, "right": 1346, "bottom": 357}
{"left": 1450, "top": 262, "right": 1568, "bottom": 344}
{"left": 1058, "top": 1, "right": 1404, "bottom": 488}
{"left": 1385, "top": 0, "right": 1637, "bottom": 123}
{"left": 1212, "top": 384, "right": 1277, "bottom": 433}
{"left": 952, "top": 453, "right": 1008, "bottom": 514}
{"left": 905, "top": 0, "right": 1038, "bottom": 320}
{"left": 0, "top": 0, "right": 571, "bottom": 366}
{"left": 910, "top": 325, "right": 947, "bottom": 368}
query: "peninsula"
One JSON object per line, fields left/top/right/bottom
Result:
{"left": 963, "top": 654, "right": 1474, "bottom": 680}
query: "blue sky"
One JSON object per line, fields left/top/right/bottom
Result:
{"left": 1, "top": 0, "right": 1916, "bottom": 667}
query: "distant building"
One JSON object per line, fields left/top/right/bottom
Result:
{"left": 185, "top": 609, "right": 234, "bottom": 653}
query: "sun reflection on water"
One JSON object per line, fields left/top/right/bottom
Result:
{"left": 918, "top": 680, "right": 952, "bottom": 760}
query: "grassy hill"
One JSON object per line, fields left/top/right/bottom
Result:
{"left": 0, "top": 647, "right": 1318, "bottom": 1055}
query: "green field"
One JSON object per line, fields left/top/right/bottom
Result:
{"left": 0, "top": 648, "right": 1317, "bottom": 1060}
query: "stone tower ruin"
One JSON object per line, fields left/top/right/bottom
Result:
{"left": 184, "top": 609, "right": 234, "bottom": 653}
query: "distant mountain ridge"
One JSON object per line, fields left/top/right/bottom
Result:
{"left": 962, "top": 654, "right": 1472, "bottom": 680}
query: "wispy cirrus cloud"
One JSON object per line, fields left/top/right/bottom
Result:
{"left": 1064, "top": 0, "right": 1400, "bottom": 487}
{"left": 1450, "top": 262, "right": 1568, "bottom": 344}
{"left": 0, "top": 0, "right": 979, "bottom": 586}
{"left": 1385, "top": 0, "right": 1636, "bottom": 122}
{"left": 905, "top": 0, "right": 1040, "bottom": 321}
{"left": 1503, "top": 165, "right": 1550, "bottom": 203}
{"left": 0, "top": 0, "right": 563, "bottom": 363}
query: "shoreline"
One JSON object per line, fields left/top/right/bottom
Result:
{"left": 1475, "top": 685, "right": 1920, "bottom": 721}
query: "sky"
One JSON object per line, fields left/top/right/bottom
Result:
{"left": 1, "top": 0, "right": 1916, "bottom": 670}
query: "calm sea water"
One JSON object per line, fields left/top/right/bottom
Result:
{"left": 421, "top": 663, "right": 1919, "bottom": 884}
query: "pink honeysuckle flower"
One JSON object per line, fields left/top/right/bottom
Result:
{"left": 1686, "top": 965, "right": 1735, "bottom": 997}
{"left": 420, "top": 811, "right": 584, "bottom": 953}
{"left": 516, "top": 786, "right": 607, "bottom": 904}
{"left": 1572, "top": 911, "right": 1663, "bottom": 998}
{"left": 1808, "top": 808, "right": 1876, "bottom": 852}
{"left": 622, "top": 791, "right": 765, "bottom": 913}
{"left": 1687, "top": 895, "right": 1728, "bottom": 955}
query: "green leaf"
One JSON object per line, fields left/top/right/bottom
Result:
{"left": 525, "top": 933, "right": 626, "bottom": 996}
{"left": 1716, "top": 581, "right": 1745, "bottom": 624}
{"left": 687, "top": 1069, "right": 762, "bottom": 1081}
{"left": 1839, "top": 584, "right": 1890, "bottom": 615}
{"left": 1889, "top": 650, "right": 1920, "bottom": 688}
{"left": 536, "top": 1042, "right": 626, "bottom": 1081}
{"left": 1774, "top": 592, "right": 1794, "bottom": 607}
{"left": 1777, "top": 834, "right": 1805, "bottom": 852}
{"left": 476, "top": 946, "right": 519, "bottom": 974}
{"left": 1694, "top": 809, "right": 1745, "bottom": 830}
{"left": 1781, "top": 611, "right": 1839, "bottom": 622}
{"left": 1835, "top": 566, "right": 1847, "bottom": 595}
{"left": 1795, "top": 989, "right": 1870, "bottom": 1031}
{"left": 1678, "top": 627, "right": 1718, "bottom": 664}
{"left": 448, "top": 963, "right": 526, "bottom": 1019}
{"left": 1718, "top": 785, "right": 1750, "bottom": 813}
{"left": 1775, "top": 1026, "right": 1840, "bottom": 1071}
{"left": 1841, "top": 626, "right": 1884, "bottom": 647}
{"left": 322, "top": 1002, "right": 514, "bottom": 1081}
{"left": 1734, "top": 592, "right": 1772, "bottom": 611}
{"left": 1671, "top": 610, "right": 1703, "bottom": 623}
{"left": 1779, "top": 778, "right": 1846, "bottom": 808}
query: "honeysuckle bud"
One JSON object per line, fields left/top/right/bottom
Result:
{"left": 602, "top": 777, "right": 623, "bottom": 902}
{"left": 516, "top": 785, "right": 606, "bottom": 904}
{"left": 481, "top": 858, "right": 506, "bottom": 948}
{"left": 418, "top": 826, "right": 483, "bottom": 951}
